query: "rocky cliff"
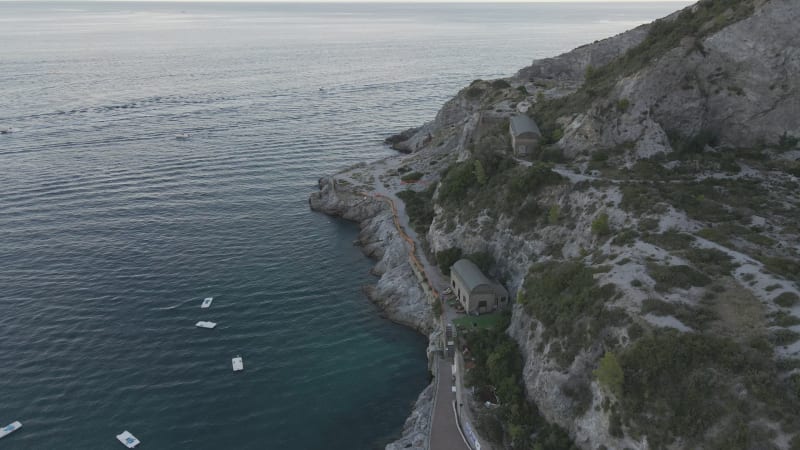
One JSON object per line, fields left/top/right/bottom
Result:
{"left": 312, "top": 0, "right": 800, "bottom": 448}
{"left": 309, "top": 176, "right": 438, "bottom": 450}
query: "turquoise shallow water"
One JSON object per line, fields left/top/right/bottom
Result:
{"left": 0, "top": 2, "right": 687, "bottom": 448}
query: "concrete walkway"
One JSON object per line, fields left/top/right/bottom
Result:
{"left": 430, "top": 355, "right": 470, "bottom": 450}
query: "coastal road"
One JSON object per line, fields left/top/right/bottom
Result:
{"left": 430, "top": 355, "right": 470, "bottom": 450}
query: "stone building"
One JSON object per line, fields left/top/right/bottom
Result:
{"left": 509, "top": 115, "right": 541, "bottom": 156}
{"left": 450, "top": 259, "right": 509, "bottom": 314}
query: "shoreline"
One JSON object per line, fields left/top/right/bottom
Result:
{"left": 309, "top": 174, "right": 441, "bottom": 450}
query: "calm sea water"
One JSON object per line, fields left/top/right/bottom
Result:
{"left": 0, "top": 2, "right": 686, "bottom": 448}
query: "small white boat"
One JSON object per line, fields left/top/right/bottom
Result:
{"left": 0, "top": 421, "right": 22, "bottom": 439}
{"left": 0, "top": 127, "right": 14, "bottom": 135}
{"left": 116, "top": 430, "right": 140, "bottom": 448}
{"left": 175, "top": 133, "right": 190, "bottom": 140}
{"left": 196, "top": 321, "right": 217, "bottom": 329}
{"left": 232, "top": 355, "right": 244, "bottom": 372}
{"left": 201, "top": 297, "right": 213, "bottom": 308}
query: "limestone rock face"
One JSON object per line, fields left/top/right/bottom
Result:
{"left": 384, "top": 383, "right": 435, "bottom": 450}
{"left": 516, "top": 23, "right": 651, "bottom": 84}
{"left": 312, "top": 1, "right": 800, "bottom": 449}
{"left": 309, "top": 176, "right": 433, "bottom": 333}
{"left": 554, "top": 0, "right": 800, "bottom": 155}
{"left": 310, "top": 175, "right": 437, "bottom": 450}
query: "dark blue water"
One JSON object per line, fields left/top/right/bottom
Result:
{"left": 0, "top": 2, "right": 687, "bottom": 448}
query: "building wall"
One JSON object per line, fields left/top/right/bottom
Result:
{"left": 511, "top": 134, "right": 540, "bottom": 156}
{"left": 450, "top": 275, "right": 501, "bottom": 314}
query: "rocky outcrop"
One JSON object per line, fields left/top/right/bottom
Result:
{"left": 515, "top": 23, "right": 651, "bottom": 85}
{"left": 385, "top": 382, "right": 435, "bottom": 450}
{"left": 309, "top": 176, "right": 437, "bottom": 448}
{"left": 385, "top": 127, "right": 420, "bottom": 153}
{"left": 553, "top": 0, "right": 800, "bottom": 155}
{"left": 313, "top": 1, "right": 800, "bottom": 449}
{"left": 310, "top": 176, "right": 434, "bottom": 334}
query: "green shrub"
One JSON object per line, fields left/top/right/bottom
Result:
{"left": 769, "top": 329, "right": 800, "bottom": 347}
{"left": 491, "top": 79, "right": 511, "bottom": 89}
{"left": 547, "top": 205, "right": 560, "bottom": 225}
{"left": 462, "top": 322, "right": 577, "bottom": 449}
{"left": 438, "top": 160, "right": 478, "bottom": 205}
{"left": 685, "top": 247, "right": 736, "bottom": 276}
{"left": 611, "top": 228, "right": 639, "bottom": 247}
{"left": 770, "top": 311, "right": 800, "bottom": 327}
{"left": 595, "top": 352, "right": 624, "bottom": 397}
{"left": 774, "top": 292, "right": 800, "bottom": 308}
{"left": 616, "top": 98, "right": 630, "bottom": 112}
{"left": 466, "top": 251, "right": 494, "bottom": 275}
{"left": 641, "top": 298, "right": 716, "bottom": 331}
{"left": 396, "top": 186, "right": 435, "bottom": 235}
{"left": 668, "top": 129, "right": 718, "bottom": 154}
{"left": 400, "top": 171, "right": 423, "bottom": 182}
{"left": 521, "top": 261, "right": 625, "bottom": 365}
{"left": 592, "top": 213, "right": 611, "bottom": 236}
{"left": 474, "top": 160, "right": 487, "bottom": 185}
{"left": 642, "top": 230, "right": 694, "bottom": 251}
{"left": 618, "top": 329, "right": 794, "bottom": 448}
{"left": 760, "top": 257, "right": 800, "bottom": 282}
{"left": 778, "top": 132, "right": 799, "bottom": 151}
{"left": 467, "top": 86, "right": 484, "bottom": 98}
{"left": 648, "top": 263, "right": 711, "bottom": 292}
{"left": 435, "top": 247, "right": 463, "bottom": 275}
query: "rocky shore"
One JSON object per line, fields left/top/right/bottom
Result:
{"left": 309, "top": 175, "right": 438, "bottom": 450}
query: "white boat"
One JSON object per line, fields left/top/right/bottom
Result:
{"left": 0, "top": 421, "right": 22, "bottom": 439}
{"left": 232, "top": 355, "right": 244, "bottom": 372}
{"left": 175, "top": 133, "right": 190, "bottom": 140}
{"left": 201, "top": 297, "right": 213, "bottom": 308}
{"left": 0, "top": 127, "right": 14, "bottom": 135}
{"left": 195, "top": 321, "right": 217, "bottom": 329}
{"left": 116, "top": 430, "right": 140, "bottom": 448}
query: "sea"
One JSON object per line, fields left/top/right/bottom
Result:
{"left": 0, "top": 2, "right": 688, "bottom": 448}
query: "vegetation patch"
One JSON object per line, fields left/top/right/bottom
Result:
{"left": 774, "top": 292, "right": 800, "bottom": 308}
{"left": 400, "top": 171, "right": 424, "bottom": 183}
{"left": 520, "top": 261, "right": 626, "bottom": 366}
{"left": 684, "top": 247, "right": 737, "bottom": 277}
{"left": 618, "top": 330, "right": 799, "bottom": 449}
{"left": 438, "top": 143, "right": 564, "bottom": 232}
{"left": 396, "top": 185, "right": 435, "bottom": 235}
{"left": 642, "top": 230, "right": 694, "bottom": 251}
{"left": 759, "top": 256, "right": 800, "bottom": 282}
{"left": 592, "top": 213, "right": 611, "bottom": 236}
{"left": 594, "top": 352, "right": 624, "bottom": 397}
{"left": 647, "top": 263, "right": 711, "bottom": 292}
{"left": 454, "top": 312, "right": 508, "bottom": 331}
{"left": 641, "top": 298, "right": 716, "bottom": 331}
{"left": 435, "top": 247, "right": 463, "bottom": 275}
{"left": 462, "top": 317, "right": 575, "bottom": 449}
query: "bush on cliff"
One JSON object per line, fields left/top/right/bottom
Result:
{"left": 520, "top": 260, "right": 625, "bottom": 366}
{"left": 618, "top": 330, "right": 799, "bottom": 448}
{"left": 396, "top": 185, "right": 435, "bottom": 235}
{"left": 435, "top": 247, "right": 463, "bottom": 275}
{"left": 463, "top": 318, "right": 575, "bottom": 450}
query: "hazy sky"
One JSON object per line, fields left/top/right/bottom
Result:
{"left": 42, "top": 0, "right": 693, "bottom": 2}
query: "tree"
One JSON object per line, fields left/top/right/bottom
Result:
{"left": 474, "top": 159, "right": 487, "bottom": 185}
{"left": 594, "top": 351, "right": 624, "bottom": 397}
{"left": 592, "top": 213, "right": 611, "bottom": 236}
{"left": 548, "top": 205, "right": 560, "bottom": 225}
